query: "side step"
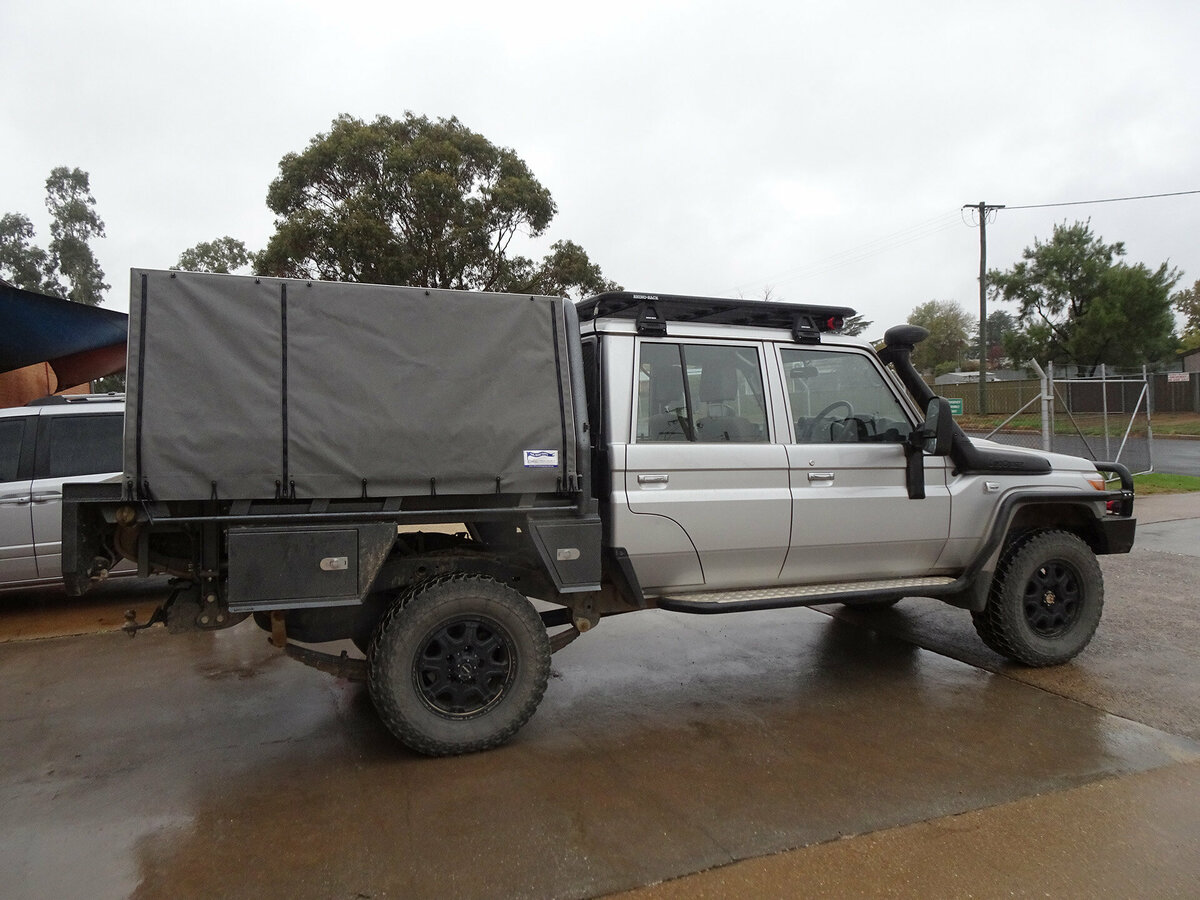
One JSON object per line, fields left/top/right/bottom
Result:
{"left": 658, "top": 576, "right": 957, "bottom": 614}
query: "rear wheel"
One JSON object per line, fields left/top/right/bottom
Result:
{"left": 368, "top": 574, "right": 551, "bottom": 756}
{"left": 978, "top": 530, "right": 1103, "bottom": 667}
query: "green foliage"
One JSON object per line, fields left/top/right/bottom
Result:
{"left": 0, "top": 167, "right": 107, "bottom": 305}
{"left": 44, "top": 167, "right": 108, "bottom": 305}
{"left": 175, "top": 237, "right": 254, "bottom": 274}
{"left": 92, "top": 373, "right": 126, "bottom": 393}
{"left": 973, "top": 308, "right": 1015, "bottom": 366}
{"left": 839, "top": 313, "right": 873, "bottom": 337}
{"left": 990, "top": 220, "right": 1179, "bottom": 373}
{"left": 1069, "top": 262, "right": 1178, "bottom": 370}
{"left": 257, "top": 113, "right": 615, "bottom": 297}
{"left": 1174, "top": 279, "right": 1200, "bottom": 351}
{"left": 499, "top": 239, "right": 620, "bottom": 299}
{"left": 907, "top": 299, "right": 973, "bottom": 373}
{"left": 0, "top": 213, "right": 54, "bottom": 291}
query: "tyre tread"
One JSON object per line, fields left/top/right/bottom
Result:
{"left": 367, "top": 573, "right": 550, "bottom": 756}
{"left": 982, "top": 529, "right": 1103, "bottom": 667}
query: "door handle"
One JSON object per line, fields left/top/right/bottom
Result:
{"left": 0, "top": 495, "right": 31, "bottom": 505}
{"left": 637, "top": 473, "right": 670, "bottom": 485}
{"left": 807, "top": 472, "right": 835, "bottom": 483}
{"left": 31, "top": 492, "right": 62, "bottom": 503}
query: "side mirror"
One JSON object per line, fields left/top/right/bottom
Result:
{"left": 922, "top": 397, "right": 954, "bottom": 455}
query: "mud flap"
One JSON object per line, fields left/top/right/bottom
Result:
{"left": 527, "top": 516, "right": 603, "bottom": 593}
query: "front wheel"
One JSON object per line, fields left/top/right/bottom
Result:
{"left": 368, "top": 574, "right": 551, "bottom": 756}
{"left": 977, "top": 530, "right": 1103, "bottom": 667}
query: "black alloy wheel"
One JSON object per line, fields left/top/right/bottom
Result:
{"left": 976, "top": 529, "right": 1103, "bottom": 667}
{"left": 1020, "top": 558, "right": 1084, "bottom": 637}
{"left": 413, "top": 614, "right": 516, "bottom": 719}
{"left": 368, "top": 574, "right": 551, "bottom": 756}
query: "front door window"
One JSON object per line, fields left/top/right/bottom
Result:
{"left": 782, "top": 348, "right": 910, "bottom": 444}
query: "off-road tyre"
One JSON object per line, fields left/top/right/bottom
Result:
{"left": 972, "top": 530, "right": 1035, "bottom": 655}
{"left": 970, "top": 609, "right": 1004, "bottom": 655}
{"left": 978, "top": 530, "right": 1103, "bottom": 667}
{"left": 367, "top": 574, "right": 551, "bottom": 756}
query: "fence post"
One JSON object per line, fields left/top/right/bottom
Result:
{"left": 1030, "top": 360, "right": 1051, "bottom": 451}
{"left": 1048, "top": 360, "right": 1056, "bottom": 452}
{"left": 1146, "top": 365, "right": 1154, "bottom": 473}
{"left": 1100, "top": 363, "right": 1111, "bottom": 459}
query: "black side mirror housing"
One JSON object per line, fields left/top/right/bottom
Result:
{"left": 903, "top": 396, "right": 955, "bottom": 500}
{"left": 922, "top": 397, "right": 954, "bottom": 456}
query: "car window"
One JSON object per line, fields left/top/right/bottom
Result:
{"left": 782, "top": 348, "right": 910, "bottom": 444}
{"left": 0, "top": 419, "right": 26, "bottom": 482}
{"left": 581, "top": 338, "right": 601, "bottom": 440}
{"left": 637, "top": 343, "right": 768, "bottom": 443}
{"left": 41, "top": 414, "right": 124, "bottom": 478}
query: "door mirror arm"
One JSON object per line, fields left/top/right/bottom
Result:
{"left": 902, "top": 397, "right": 954, "bottom": 499}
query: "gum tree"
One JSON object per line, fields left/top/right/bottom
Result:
{"left": 256, "top": 113, "right": 617, "bottom": 298}
{"left": 990, "top": 220, "right": 1178, "bottom": 373}
{"left": 0, "top": 166, "right": 108, "bottom": 305}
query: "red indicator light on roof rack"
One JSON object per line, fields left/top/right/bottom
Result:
{"left": 826, "top": 316, "right": 844, "bottom": 331}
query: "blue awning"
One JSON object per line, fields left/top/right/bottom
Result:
{"left": 0, "top": 282, "right": 128, "bottom": 387}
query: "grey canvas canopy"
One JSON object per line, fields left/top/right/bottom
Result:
{"left": 124, "top": 270, "right": 583, "bottom": 502}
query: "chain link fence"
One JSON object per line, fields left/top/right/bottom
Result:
{"left": 935, "top": 364, "right": 1184, "bottom": 475}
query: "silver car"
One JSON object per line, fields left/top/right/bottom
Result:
{"left": 0, "top": 395, "right": 124, "bottom": 590}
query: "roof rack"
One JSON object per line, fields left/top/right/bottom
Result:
{"left": 25, "top": 392, "right": 125, "bottom": 407}
{"left": 577, "top": 292, "right": 855, "bottom": 344}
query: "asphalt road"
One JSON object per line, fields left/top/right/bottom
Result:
{"left": 1150, "top": 435, "right": 1200, "bottom": 475}
{"left": 1, "top": 496, "right": 1197, "bottom": 899}
{"left": 983, "top": 432, "right": 1200, "bottom": 476}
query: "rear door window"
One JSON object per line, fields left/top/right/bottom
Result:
{"left": 38, "top": 414, "right": 124, "bottom": 478}
{"left": 0, "top": 418, "right": 27, "bottom": 482}
{"left": 636, "top": 343, "right": 769, "bottom": 443}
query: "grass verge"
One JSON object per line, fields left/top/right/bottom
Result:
{"left": 1127, "top": 473, "right": 1200, "bottom": 495}
{"left": 957, "top": 412, "right": 1200, "bottom": 438}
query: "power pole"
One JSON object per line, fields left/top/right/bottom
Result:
{"left": 964, "top": 201, "right": 1005, "bottom": 415}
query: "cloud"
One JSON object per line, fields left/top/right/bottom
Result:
{"left": 2, "top": 0, "right": 1197, "bottom": 337}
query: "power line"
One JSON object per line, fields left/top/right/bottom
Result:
{"left": 1005, "top": 189, "right": 1200, "bottom": 211}
{"left": 730, "top": 189, "right": 1200, "bottom": 297}
{"left": 726, "top": 209, "right": 961, "bottom": 295}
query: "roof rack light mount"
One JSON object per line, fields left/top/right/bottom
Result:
{"left": 792, "top": 311, "right": 846, "bottom": 344}
{"left": 636, "top": 302, "right": 667, "bottom": 336}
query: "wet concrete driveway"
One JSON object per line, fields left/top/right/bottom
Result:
{"left": 2, "top": 580, "right": 1197, "bottom": 899}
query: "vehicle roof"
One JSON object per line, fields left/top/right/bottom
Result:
{"left": 1, "top": 394, "right": 124, "bottom": 418}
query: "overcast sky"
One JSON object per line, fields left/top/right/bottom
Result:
{"left": 3, "top": 0, "right": 1197, "bottom": 339}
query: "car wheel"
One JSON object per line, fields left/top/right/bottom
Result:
{"left": 980, "top": 530, "right": 1103, "bottom": 667}
{"left": 368, "top": 574, "right": 551, "bottom": 756}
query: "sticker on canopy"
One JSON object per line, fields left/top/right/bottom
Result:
{"left": 523, "top": 450, "right": 559, "bottom": 468}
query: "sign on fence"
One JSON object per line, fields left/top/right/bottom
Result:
{"left": 947, "top": 398, "right": 964, "bottom": 416}
{"left": 1167, "top": 372, "right": 1190, "bottom": 383}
